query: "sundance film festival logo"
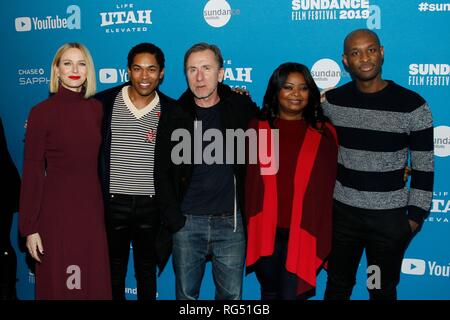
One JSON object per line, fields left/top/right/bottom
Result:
{"left": 124, "top": 287, "right": 159, "bottom": 298}
{"left": 291, "top": 0, "right": 370, "bottom": 21}
{"left": 15, "top": 5, "right": 80, "bottom": 32}
{"left": 18, "top": 68, "right": 50, "bottom": 86}
{"left": 99, "top": 68, "right": 129, "bottom": 84}
{"left": 223, "top": 59, "right": 253, "bottom": 90}
{"left": 408, "top": 64, "right": 450, "bottom": 86}
{"left": 311, "top": 58, "right": 347, "bottom": 90}
{"left": 125, "top": 287, "right": 137, "bottom": 295}
{"left": 418, "top": 2, "right": 450, "bottom": 12}
{"left": 28, "top": 270, "right": 35, "bottom": 284}
{"left": 203, "top": 0, "right": 240, "bottom": 28}
{"left": 100, "top": 3, "right": 152, "bottom": 33}
{"left": 434, "top": 126, "right": 450, "bottom": 157}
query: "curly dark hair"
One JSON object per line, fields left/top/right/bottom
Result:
{"left": 261, "top": 62, "right": 327, "bottom": 131}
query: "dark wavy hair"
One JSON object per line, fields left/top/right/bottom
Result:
{"left": 261, "top": 62, "right": 327, "bottom": 131}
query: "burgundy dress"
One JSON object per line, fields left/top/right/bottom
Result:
{"left": 19, "top": 86, "right": 111, "bottom": 299}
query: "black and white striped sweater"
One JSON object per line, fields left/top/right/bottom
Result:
{"left": 322, "top": 80, "right": 434, "bottom": 224}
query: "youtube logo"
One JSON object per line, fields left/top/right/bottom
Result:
{"left": 99, "top": 68, "right": 118, "bottom": 84}
{"left": 401, "top": 258, "right": 426, "bottom": 275}
{"left": 15, "top": 17, "right": 32, "bottom": 32}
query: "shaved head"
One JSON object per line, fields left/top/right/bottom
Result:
{"left": 344, "top": 29, "right": 381, "bottom": 53}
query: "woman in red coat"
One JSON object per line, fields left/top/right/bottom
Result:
{"left": 245, "top": 63, "right": 338, "bottom": 300}
{"left": 19, "top": 43, "right": 111, "bottom": 299}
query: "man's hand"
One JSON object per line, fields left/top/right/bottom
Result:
{"left": 320, "top": 88, "right": 333, "bottom": 103}
{"left": 232, "top": 86, "right": 250, "bottom": 97}
{"left": 404, "top": 166, "right": 411, "bottom": 182}
{"left": 408, "top": 220, "right": 419, "bottom": 233}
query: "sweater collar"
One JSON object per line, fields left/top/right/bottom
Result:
{"left": 55, "top": 85, "right": 85, "bottom": 101}
{"left": 351, "top": 79, "right": 394, "bottom": 97}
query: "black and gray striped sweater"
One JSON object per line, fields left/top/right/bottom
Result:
{"left": 322, "top": 80, "right": 434, "bottom": 224}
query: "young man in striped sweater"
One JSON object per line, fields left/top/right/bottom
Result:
{"left": 96, "top": 43, "right": 180, "bottom": 300}
{"left": 322, "top": 29, "right": 434, "bottom": 300}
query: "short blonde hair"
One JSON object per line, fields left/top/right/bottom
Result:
{"left": 49, "top": 43, "right": 96, "bottom": 98}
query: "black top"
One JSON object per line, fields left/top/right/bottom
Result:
{"left": 154, "top": 83, "right": 259, "bottom": 232}
{"left": 181, "top": 101, "right": 235, "bottom": 215}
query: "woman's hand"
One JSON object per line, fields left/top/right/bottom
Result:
{"left": 26, "top": 233, "right": 44, "bottom": 263}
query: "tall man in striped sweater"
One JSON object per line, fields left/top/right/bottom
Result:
{"left": 322, "top": 29, "right": 434, "bottom": 300}
{"left": 96, "top": 43, "right": 180, "bottom": 300}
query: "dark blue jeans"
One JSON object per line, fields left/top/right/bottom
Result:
{"left": 172, "top": 213, "right": 246, "bottom": 300}
{"left": 324, "top": 201, "right": 413, "bottom": 300}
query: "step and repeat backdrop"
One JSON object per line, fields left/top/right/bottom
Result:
{"left": 2, "top": 0, "right": 449, "bottom": 300}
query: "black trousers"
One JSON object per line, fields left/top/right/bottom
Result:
{"left": 324, "top": 201, "right": 413, "bottom": 300}
{"left": 106, "top": 194, "right": 160, "bottom": 300}
{"left": 254, "top": 228, "right": 299, "bottom": 300}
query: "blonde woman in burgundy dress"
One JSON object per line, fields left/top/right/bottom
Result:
{"left": 19, "top": 43, "right": 111, "bottom": 299}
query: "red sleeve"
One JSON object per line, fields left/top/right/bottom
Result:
{"left": 19, "top": 105, "right": 47, "bottom": 236}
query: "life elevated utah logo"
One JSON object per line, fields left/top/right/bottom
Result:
{"left": 99, "top": 3, "right": 152, "bottom": 33}
{"left": 223, "top": 58, "right": 253, "bottom": 90}
{"left": 427, "top": 191, "right": 450, "bottom": 224}
{"left": 15, "top": 5, "right": 80, "bottom": 32}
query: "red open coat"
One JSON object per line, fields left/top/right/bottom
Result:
{"left": 245, "top": 119, "right": 338, "bottom": 295}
